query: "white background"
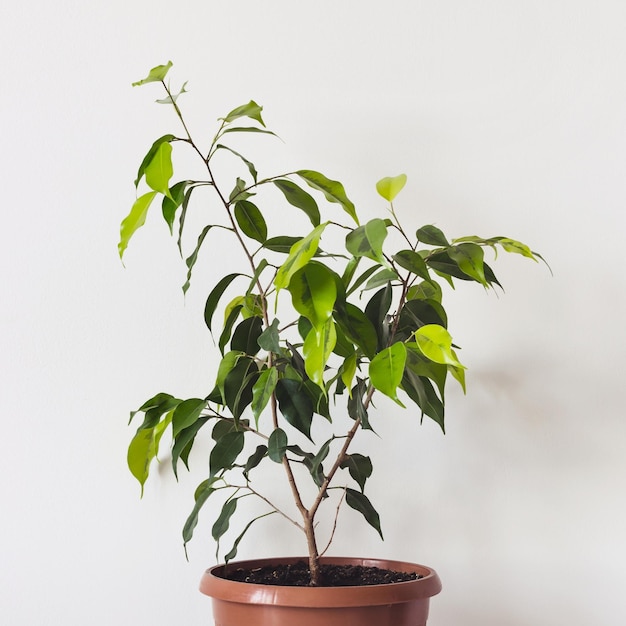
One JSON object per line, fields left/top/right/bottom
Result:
{"left": 2, "top": 1, "right": 625, "bottom": 624}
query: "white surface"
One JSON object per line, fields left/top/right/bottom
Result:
{"left": 1, "top": 1, "right": 625, "bottom": 624}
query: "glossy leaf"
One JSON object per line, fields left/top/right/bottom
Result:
{"left": 345, "top": 488, "right": 383, "bottom": 540}
{"left": 393, "top": 249, "right": 431, "bottom": 282}
{"left": 118, "top": 191, "right": 158, "bottom": 259}
{"left": 263, "top": 236, "right": 303, "bottom": 254}
{"left": 345, "top": 264, "right": 380, "bottom": 296}
{"left": 401, "top": 368, "right": 445, "bottom": 431}
{"left": 303, "top": 319, "right": 337, "bottom": 388}
{"left": 448, "top": 243, "right": 487, "bottom": 286}
{"left": 340, "top": 353, "right": 358, "bottom": 396}
{"left": 172, "top": 398, "right": 206, "bottom": 437}
{"left": 258, "top": 318, "right": 281, "bottom": 353}
{"left": 204, "top": 273, "right": 242, "bottom": 334}
{"left": 275, "top": 379, "right": 314, "bottom": 440}
{"left": 216, "top": 350, "right": 243, "bottom": 404}
{"left": 171, "top": 417, "right": 209, "bottom": 477}
{"left": 209, "top": 431, "right": 245, "bottom": 477}
{"left": 243, "top": 445, "right": 268, "bottom": 479}
{"left": 268, "top": 428, "right": 288, "bottom": 462}
{"left": 182, "top": 477, "right": 220, "bottom": 546}
{"left": 251, "top": 367, "right": 278, "bottom": 426}
{"left": 134, "top": 134, "right": 176, "bottom": 188}
{"left": 212, "top": 497, "right": 238, "bottom": 541}
{"left": 274, "top": 222, "right": 329, "bottom": 292}
{"left": 223, "top": 357, "right": 258, "bottom": 419}
{"left": 345, "top": 218, "right": 388, "bottom": 264}
{"left": 288, "top": 262, "right": 337, "bottom": 329}
{"left": 132, "top": 61, "right": 173, "bottom": 86}
{"left": 369, "top": 342, "right": 407, "bottom": 406}
{"left": 273, "top": 179, "right": 320, "bottom": 226}
{"left": 364, "top": 268, "right": 398, "bottom": 291}
{"left": 414, "top": 324, "right": 465, "bottom": 368}
{"left": 407, "top": 281, "right": 442, "bottom": 303}
{"left": 221, "top": 100, "right": 265, "bottom": 126}
{"left": 162, "top": 180, "right": 191, "bottom": 233}
{"left": 234, "top": 200, "right": 267, "bottom": 242}
{"left": 218, "top": 303, "right": 243, "bottom": 355}
{"left": 230, "top": 316, "right": 263, "bottom": 355}
{"left": 145, "top": 141, "right": 174, "bottom": 198}
{"left": 416, "top": 225, "right": 449, "bottom": 247}
{"left": 296, "top": 170, "right": 359, "bottom": 225}
{"left": 347, "top": 378, "right": 371, "bottom": 429}
{"left": 217, "top": 144, "right": 258, "bottom": 183}
{"left": 340, "top": 453, "right": 372, "bottom": 492}
{"left": 364, "top": 283, "right": 392, "bottom": 350}
{"left": 335, "top": 303, "right": 378, "bottom": 359}
{"left": 376, "top": 174, "right": 407, "bottom": 202}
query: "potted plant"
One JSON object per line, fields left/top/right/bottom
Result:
{"left": 121, "top": 62, "right": 544, "bottom": 626}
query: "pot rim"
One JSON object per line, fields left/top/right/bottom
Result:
{"left": 200, "top": 556, "right": 442, "bottom": 608}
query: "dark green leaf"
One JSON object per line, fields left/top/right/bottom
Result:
{"left": 273, "top": 179, "right": 320, "bottom": 226}
{"left": 243, "top": 445, "right": 268, "bottom": 479}
{"left": 345, "top": 264, "right": 380, "bottom": 296}
{"left": 268, "top": 428, "right": 288, "bottom": 462}
{"left": 251, "top": 367, "right": 279, "bottom": 425}
{"left": 395, "top": 299, "right": 447, "bottom": 342}
{"left": 183, "top": 477, "right": 220, "bottom": 546}
{"left": 258, "top": 318, "right": 281, "bottom": 353}
{"left": 393, "top": 249, "right": 432, "bottom": 282}
{"left": 275, "top": 378, "right": 314, "bottom": 440}
{"left": 162, "top": 180, "right": 192, "bottom": 234}
{"left": 223, "top": 512, "right": 275, "bottom": 564}
{"left": 345, "top": 488, "right": 383, "bottom": 539}
{"left": 401, "top": 368, "right": 445, "bottom": 432}
{"left": 234, "top": 200, "right": 267, "bottom": 242}
{"left": 364, "top": 283, "right": 392, "bottom": 350}
{"left": 212, "top": 497, "right": 238, "bottom": 541}
{"left": 204, "top": 273, "right": 242, "bottom": 334}
{"left": 210, "top": 431, "right": 245, "bottom": 477}
{"left": 416, "top": 225, "right": 449, "bottom": 246}
{"left": 340, "top": 453, "right": 373, "bottom": 492}
{"left": 345, "top": 218, "right": 388, "bottom": 264}
{"left": 363, "top": 268, "right": 398, "bottom": 291}
{"left": 263, "top": 236, "right": 303, "bottom": 254}
{"left": 221, "top": 126, "right": 277, "bottom": 137}
{"left": 172, "top": 417, "right": 209, "bottom": 477}
{"left": 183, "top": 224, "right": 217, "bottom": 294}
{"left": 219, "top": 304, "right": 244, "bottom": 355}
{"left": 231, "top": 316, "right": 263, "bottom": 355}
{"left": 216, "top": 144, "right": 258, "bottom": 183}
{"left": 223, "top": 357, "right": 258, "bottom": 419}
{"left": 335, "top": 302, "right": 378, "bottom": 359}
{"left": 347, "top": 378, "right": 372, "bottom": 430}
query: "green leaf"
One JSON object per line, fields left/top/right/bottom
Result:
{"left": 221, "top": 126, "right": 277, "bottom": 137}
{"left": 369, "top": 342, "right": 407, "bottom": 406}
{"left": 219, "top": 303, "right": 244, "bottom": 355}
{"left": 268, "top": 428, "right": 288, "bottom": 462}
{"left": 216, "top": 350, "right": 243, "bottom": 404}
{"left": 417, "top": 225, "right": 449, "bottom": 247}
{"left": 127, "top": 412, "right": 172, "bottom": 494}
{"left": 303, "top": 319, "right": 337, "bottom": 388}
{"left": 221, "top": 100, "right": 265, "bottom": 126}
{"left": 274, "top": 222, "right": 329, "bottom": 292}
{"left": 204, "top": 273, "right": 242, "bottom": 334}
{"left": 345, "top": 264, "right": 380, "bottom": 296}
{"left": 171, "top": 417, "right": 209, "bottom": 477}
{"left": 162, "top": 180, "right": 191, "bottom": 234}
{"left": 145, "top": 141, "right": 174, "bottom": 199}
{"left": 223, "top": 512, "right": 275, "bottom": 564}
{"left": 345, "top": 488, "right": 383, "bottom": 540}
{"left": 401, "top": 368, "right": 445, "bottom": 432}
{"left": 364, "top": 268, "right": 398, "bottom": 291}
{"left": 217, "top": 144, "right": 258, "bottom": 183}
{"left": 210, "top": 431, "right": 245, "bottom": 477}
{"left": 414, "top": 324, "right": 466, "bottom": 368}
{"left": 364, "top": 283, "right": 392, "bottom": 350}
{"left": 132, "top": 61, "right": 173, "bottom": 86}
{"left": 134, "top": 134, "right": 176, "bottom": 188}
{"left": 223, "top": 357, "right": 258, "bottom": 419}
{"left": 182, "top": 224, "right": 217, "bottom": 294}
{"left": 182, "top": 477, "right": 220, "bottom": 547}
{"left": 407, "top": 281, "right": 442, "bottom": 303}
{"left": 345, "top": 218, "right": 388, "bottom": 264}
{"left": 448, "top": 243, "right": 487, "bottom": 286}
{"left": 275, "top": 379, "right": 314, "bottom": 440}
{"left": 341, "top": 454, "right": 372, "bottom": 492}
{"left": 155, "top": 81, "right": 188, "bottom": 105}
{"left": 296, "top": 170, "right": 359, "bottom": 225}
{"left": 393, "top": 250, "right": 432, "bottom": 282}
{"left": 172, "top": 398, "right": 206, "bottom": 437}
{"left": 212, "top": 497, "right": 238, "bottom": 542}
{"left": 258, "top": 318, "right": 281, "bottom": 353}
{"left": 340, "top": 353, "right": 358, "bottom": 396}
{"left": 273, "top": 179, "right": 320, "bottom": 226}
{"left": 231, "top": 316, "right": 263, "bottom": 355}
{"left": 288, "top": 262, "right": 338, "bottom": 329}
{"left": 243, "top": 445, "right": 268, "bottom": 479}
{"left": 234, "top": 200, "right": 267, "bottom": 243}
{"left": 118, "top": 191, "right": 158, "bottom": 259}
{"left": 491, "top": 236, "right": 539, "bottom": 261}
{"left": 347, "top": 378, "right": 372, "bottom": 430}
{"left": 335, "top": 302, "right": 378, "bottom": 359}
{"left": 376, "top": 174, "right": 407, "bottom": 202}
{"left": 251, "top": 367, "right": 279, "bottom": 426}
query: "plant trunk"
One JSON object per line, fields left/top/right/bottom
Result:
{"left": 304, "top": 513, "right": 321, "bottom": 585}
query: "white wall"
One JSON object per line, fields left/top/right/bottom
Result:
{"left": 2, "top": 1, "right": 625, "bottom": 624}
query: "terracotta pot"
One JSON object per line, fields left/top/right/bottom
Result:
{"left": 200, "top": 556, "right": 442, "bottom": 626}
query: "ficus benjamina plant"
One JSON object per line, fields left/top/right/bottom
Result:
{"left": 121, "top": 62, "right": 546, "bottom": 586}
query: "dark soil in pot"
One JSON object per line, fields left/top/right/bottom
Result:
{"left": 219, "top": 559, "right": 421, "bottom": 587}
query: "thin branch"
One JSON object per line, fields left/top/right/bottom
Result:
{"left": 319, "top": 488, "right": 347, "bottom": 557}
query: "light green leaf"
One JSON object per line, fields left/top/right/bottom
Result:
{"left": 145, "top": 141, "right": 174, "bottom": 199}
{"left": 364, "top": 268, "right": 398, "bottom": 291}
{"left": 369, "top": 342, "right": 407, "bottom": 406}
{"left": 251, "top": 367, "right": 279, "bottom": 426}
{"left": 296, "top": 170, "right": 359, "bottom": 225}
{"left": 303, "top": 319, "right": 337, "bottom": 388}
{"left": 156, "top": 81, "right": 188, "bottom": 105}
{"left": 134, "top": 134, "right": 176, "bottom": 188}
{"left": 448, "top": 243, "right": 487, "bottom": 286}
{"left": 345, "top": 218, "right": 389, "bottom": 265}
{"left": 274, "top": 222, "right": 329, "bottom": 292}
{"left": 376, "top": 174, "right": 407, "bottom": 202}
{"left": 172, "top": 398, "right": 206, "bottom": 437}
{"left": 340, "top": 353, "right": 358, "bottom": 397}
{"left": 414, "top": 324, "right": 466, "bottom": 368}
{"left": 221, "top": 100, "right": 265, "bottom": 126}
{"left": 288, "top": 262, "right": 337, "bottom": 329}
{"left": 132, "top": 61, "right": 173, "bottom": 87}
{"left": 118, "top": 191, "right": 158, "bottom": 259}
{"left": 273, "top": 179, "right": 320, "bottom": 226}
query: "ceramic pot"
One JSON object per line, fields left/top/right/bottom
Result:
{"left": 200, "top": 556, "right": 442, "bottom": 626}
